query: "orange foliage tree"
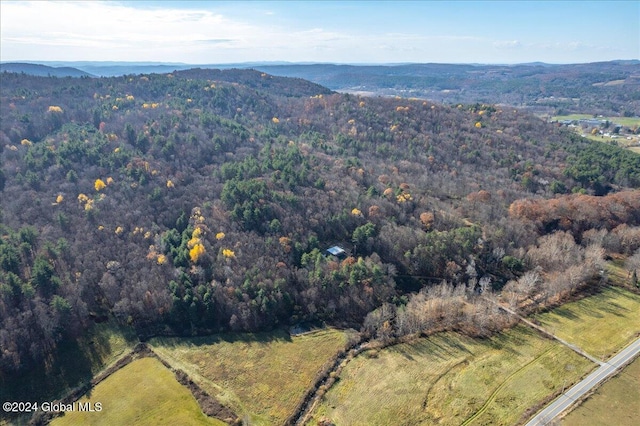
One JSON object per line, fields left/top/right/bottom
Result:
{"left": 509, "top": 190, "right": 640, "bottom": 234}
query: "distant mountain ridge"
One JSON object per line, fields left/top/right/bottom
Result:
{"left": 0, "top": 62, "right": 94, "bottom": 77}
{"left": 5, "top": 59, "right": 639, "bottom": 79}
{"left": 3, "top": 60, "right": 639, "bottom": 115}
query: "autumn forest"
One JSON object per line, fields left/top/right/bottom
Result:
{"left": 1, "top": 68, "right": 639, "bottom": 385}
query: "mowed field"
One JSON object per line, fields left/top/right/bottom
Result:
{"left": 149, "top": 328, "right": 353, "bottom": 425}
{"left": 51, "top": 357, "right": 225, "bottom": 426}
{"left": 551, "top": 114, "right": 640, "bottom": 148}
{"left": 532, "top": 286, "right": 640, "bottom": 359}
{"left": 561, "top": 356, "right": 640, "bottom": 426}
{"left": 1, "top": 322, "right": 137, "bottom": 406}
{"left": 552, "top": 114, "right": 640, "bottom": 128}
{"left": 307, "top": 325, "right": 594, "bottom": 426}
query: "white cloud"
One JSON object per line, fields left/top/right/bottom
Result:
{"left": 0, "top": 1, "right": 495, "bottom": 63}
{"left": 0, "top": 1, "right": 258, "bottom": 61}
{"left": 493, "top": 40, "right": 521, "bottom": 49}
{"left": 1, "top": 1, "right": 632, "bottom": 64}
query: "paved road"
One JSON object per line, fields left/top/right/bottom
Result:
{"left": 525, "top": 337, "right": 640, "bottom": 426}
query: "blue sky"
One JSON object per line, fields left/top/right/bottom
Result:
{"left": 1, "top": 1, "right": 638, "bottom": 64}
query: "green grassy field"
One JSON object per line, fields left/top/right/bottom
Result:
{"left": 551, "top": 114, "right": 640, "bottom": 150}
{"left": 606, "top": 260, "right": 639, "bottom": 290}
{"left": 51, "top": 357, "right": 225, "bottom": 426}
{"left": 552, "top": 114, "right": 640, "bottom": 128}
{"left": 307, "top": 325, "right": 594, "bottom": 426}
{"left": 561, "top": 356, "right": 640, "bottom": 426}
{"left": 576, "top": 132, "right": 637, "bottom": 144}
{"left": 0, "top": 322, "right": 137, "bottom": 405}
{"left": 532, "top": 286, "right": 640, "bottom": 360}
{"left": 150, "top": 328, "right": 353, "bottom": 425}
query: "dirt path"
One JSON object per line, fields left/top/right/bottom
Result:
{"left": 288, "top": 341, "right": 368, "bottom": 426}
{"left": 461, "top": 347, "right": 554, "bottom": 426}
{"left": 490, "top": 301, "right": 604, "bottom": 366}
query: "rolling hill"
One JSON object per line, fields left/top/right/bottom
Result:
{"left": 1, "top": 68, "right": 639, "bottom": 417}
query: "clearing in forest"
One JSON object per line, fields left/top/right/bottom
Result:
{"left": 308, "top": 325, "right": 593, "bottom": 426}
{"left": 51, "top": 357, "right": 225, "bottom": 426}
{"left": 0, "top": 322, "right": 137, "bottom": 407}
{"left": 531, "top": 286, "right": 640, "bottom": 360}
{"left": 149, "top": 328, "right": 353, "bottom": 426}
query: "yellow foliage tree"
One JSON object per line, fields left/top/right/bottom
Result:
{"left": 222, "top": 248, "right": 235, "bottom": 258}
{"left": 351, "top": 208, "right": 363, "bottom": 217}
{"left": 216, "top": 232, "right": 226, "bottom": 240}
{"left": 272, "top": 117, "right": 280, "bottom": 123}
{"left": 187, "top": 237, "right": 201, "bottom": 249}
{"left": 157, "top": 254, "right": 167, "bottom": 265}
{"left": 94, "top": 179, "right": 106, "bottom": 191}
{"left": 397, "top": 192, "right": 413, "bottom": 203}
{"left": 475, "top": 122, "right": 482, "bottom": 128}
{"left": 56, "top": 194, "right": 64, "bottom": 203}
{"left": 48, "top": 106, "right": 63, "bottom": 113}
{"left": 166, "top": 180, "right": 175, "bottom": 188}
{"left": 190, "top": 243, "right": 206, "bottom": 262}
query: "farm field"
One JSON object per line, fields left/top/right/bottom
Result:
{"left": 307, "top": 325, "right": 594, "bottom": 426}
{"left": 605, "top": 259, "right": 639, "bottom": 290}
{"left": 51, "top": 357, "right": 225, "bottom": 426}
{"left": 149, "top": 328, "right": 353, "bottom": 425}
{"left": 551, "top": 114, "right": 640, "bottom": 148}
{"left": 0, "top": 322, "right": 137, "bottom": 406}
{"left": 561, "top": 356, "right": 640, "bottom": 426}
{"left": 532, "top": 286, "right": 640, "bottom": 360}
{"left": 552, "top": 114, "right": 640, "bottom": 128}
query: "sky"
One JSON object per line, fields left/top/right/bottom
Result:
{"left": 1, "top": 1, "right": 638, "bottom": 65}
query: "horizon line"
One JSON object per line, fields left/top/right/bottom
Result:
{"left": 2, "top": 59, "right": 639, "bottom": 67}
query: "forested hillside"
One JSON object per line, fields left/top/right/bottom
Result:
{"left": 255, "top": 61, "right": 640, "bottom": 117}
{"left": 1, "top": 69, "right": 639, "bottom": 378}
